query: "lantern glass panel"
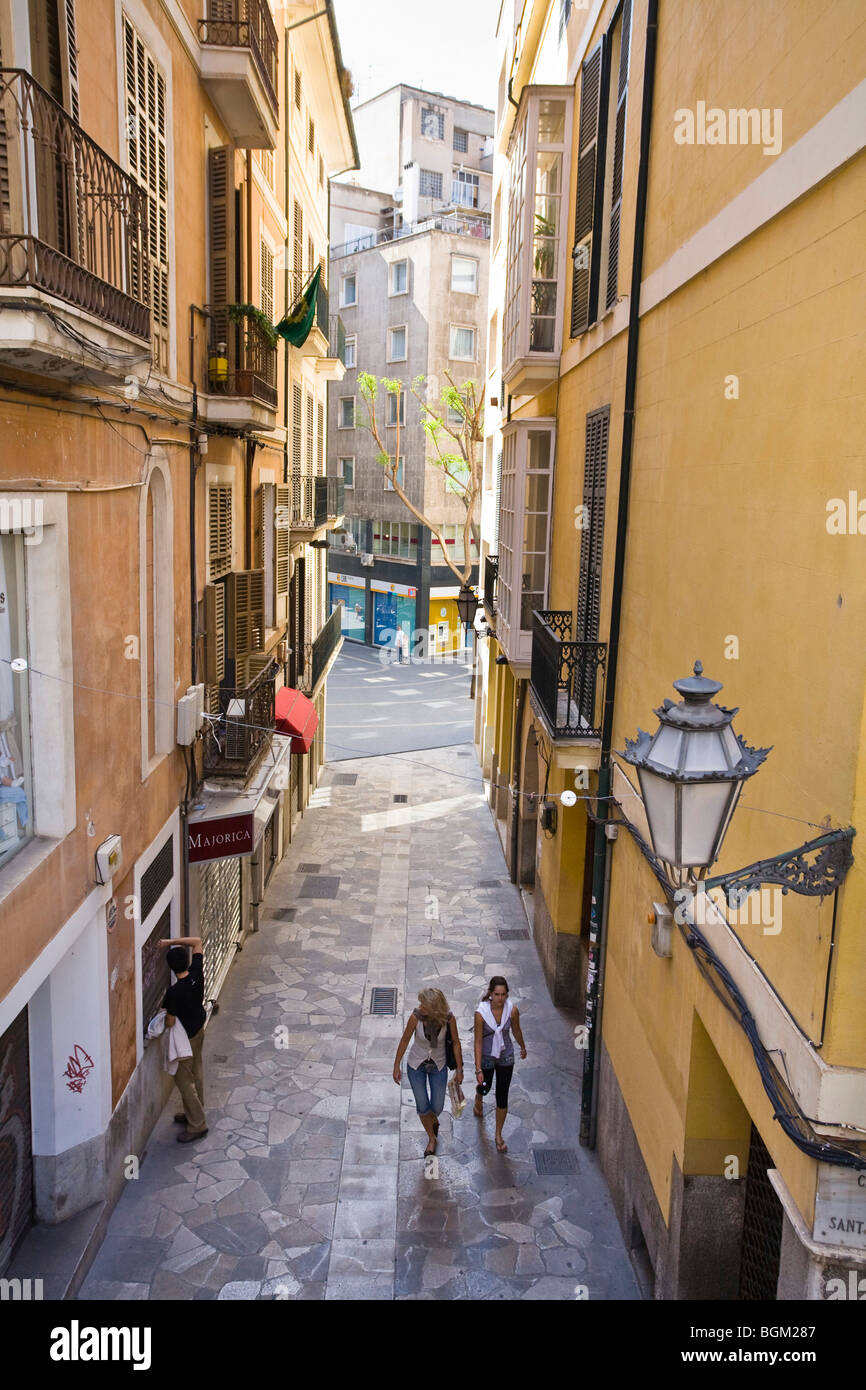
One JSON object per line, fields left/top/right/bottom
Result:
{"left": 721, "top": 725, "right": 741, "bottom": 764}
{"left": 679, "top": 782, "right": 735, "bottom": 866}
{"left": 639, "top": 768, "right": 677, "bottom": 864}
{"left": 684, "top": 730, "right": 728, "bottom": 773}
{"left": 651, "top": 724, "right": 683, "bottom": 769}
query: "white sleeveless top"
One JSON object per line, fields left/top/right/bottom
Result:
{"left": 406, "top": 1009, "right": 450, "bottom": 1070}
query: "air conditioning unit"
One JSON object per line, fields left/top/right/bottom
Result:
{"left": 360, "top": 552, "right": 374, "bottom": 566}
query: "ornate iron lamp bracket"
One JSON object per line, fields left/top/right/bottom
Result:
{"left": 703, "top": 827, "right": 856, "bottom": 904}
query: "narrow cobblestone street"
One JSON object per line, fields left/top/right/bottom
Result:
{"left": 80, "top": 745, "right": 639, "bottom": 1301}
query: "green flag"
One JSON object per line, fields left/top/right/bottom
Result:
{"left": 276, "top": 264, "right": 322, "bottom": 347}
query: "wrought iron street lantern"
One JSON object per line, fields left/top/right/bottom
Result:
{"left": 456, "top": 584, "right": 480, "bottom": 627}
{"left": 619, "top": 661, "right": 770, "bottom": 885}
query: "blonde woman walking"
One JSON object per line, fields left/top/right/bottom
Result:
{"left": 393, "top": 988, "right": 463, "bottom": 1156}
{"left": 473, "top": 976, "right": 526, "bottom": 1153}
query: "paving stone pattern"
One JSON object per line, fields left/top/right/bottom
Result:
{"left": 80, "top": 746, "right": 640, "bottom": 1302}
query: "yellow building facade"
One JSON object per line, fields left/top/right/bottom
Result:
{"left": 478, "top": 0, "right": 866, "bottom": 1298}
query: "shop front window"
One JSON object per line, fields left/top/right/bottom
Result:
{"left": 0, "top": 534, "right": 32, "bottom": 865}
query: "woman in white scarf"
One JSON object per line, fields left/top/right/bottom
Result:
{"left": 473, "top": 976, "right": 527, "bottom": 1153}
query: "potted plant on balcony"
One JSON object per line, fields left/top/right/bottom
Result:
{"left": 225, "top": 303, "right": 278, "bottom": 394}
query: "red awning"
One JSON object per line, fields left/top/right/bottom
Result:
{"left": 275, "top": 686, "right": 319, "bottom": 754}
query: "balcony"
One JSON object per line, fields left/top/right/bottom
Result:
{"left": 200, "top": 307, "right": 278, "bottom": 430}
{"left": 530, "top": 611, "right": 606, "bottom": 742}
{"left": 310, "top": 605, "right": 343, "bottom": 692}
{"left": 290, "top": 472, "right": 328, "bottom": 534}
{"left": 0, "top": 69, "right": 150, "bottom": 380}
{"left": 483, "top": 553, "right": 499, "bottom": 616}
{"left": 330, "top": 313, "right": 346, "bottom": 365}
{"left": 198, "top": 0, "right": 278, "bottom": 149}
{"left": 202, "top": 659, "right": 277, "bottom": 780}
{"left": 327, "top": 475, "right": 344, "bottom": 524}
{"left": 331, "top": 212, "right": 491, "bottom": 260}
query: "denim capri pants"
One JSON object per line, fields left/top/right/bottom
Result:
{"left": 406, "top": 1062, "right": 448, "bottom": 1117}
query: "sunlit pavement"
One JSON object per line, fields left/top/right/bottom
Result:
{"left": 325, "top": 642, "right": 475, "bottom": 761}
{"left": 79, "top": 743, "right": 639, "bottom": 1301}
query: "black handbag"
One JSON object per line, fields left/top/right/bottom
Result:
{"left": 444, "top": 1015, "right": 459, "bottom": 1071}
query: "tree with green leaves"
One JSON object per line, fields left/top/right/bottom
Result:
{"left": 356, "top": 371, "right": 483, "bottom": 587}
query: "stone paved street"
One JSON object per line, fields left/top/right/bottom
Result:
{"left": 79, "top": 744, "right": 640, "bottom": 1301}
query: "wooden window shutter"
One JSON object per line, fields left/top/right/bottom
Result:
{"left": 208, "top": 482, "right": 232, "bottom": 579}
{"left": 292, "top": 382, "right": 303, "bottom": 474}
{"left": 294, "top": 67, "right": 302, "bottom": 110}
{"left": 317, "top": 401, "right": 324, "bottom": 474}
{"left": 254, "top": 484, "right": 275, "bottom": 628}
{"left": 60, "top": 0, "right": 80, "bottom": 123}
{"left": 204, "top": 582, "right": 225, "bottom": 685}
{"left": 208, "top": 147, "right": 235, "bottom": 343}
{"left": 492, "top": 449, "right": 503, "bottom": 553}
{"left": 293, "top": 199, "right": 303, "bottom": 281}
{"left": 576, "top": 407, "right": 609, "bottom": 645}
{"left": 306, "top": 390, "right": 314, "bottom": 472}
{"left": 226, "top": 570, "right": 265, "bottom": 661}
{"left": 275, "top": 485, "right": 290, "bottom": 622}
{"left": 605, "top": 0, "right": 631, "bottom": 311}
{"left": 260, "top": 239, "right": 274, "bottom": 320}
{"left": 570, "top": 42, "right": 604, "bottom": 337}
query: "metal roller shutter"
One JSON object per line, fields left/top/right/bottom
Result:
{"left": 199, "top": 856, "right": 242, "bottom": 1002}
{"left": 0, "top": 1007, "right": 33, "bottom": 1276}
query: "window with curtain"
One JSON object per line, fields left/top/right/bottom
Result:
{"left": 0, "top": 534, "right": 32, "bottom": 866}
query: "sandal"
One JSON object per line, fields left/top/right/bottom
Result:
{"left": 424, "top": 1136, "right": 437, "bottom": 1157}
{"left": 495, "top": 1137, "right": 508, "bottom": 1153}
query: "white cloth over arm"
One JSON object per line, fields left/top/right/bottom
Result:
{"left": 164, "top": 1018, "right": 193, "bottom": 1075}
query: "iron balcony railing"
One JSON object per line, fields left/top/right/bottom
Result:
{"left": 329, "top": 312, "right": 346, "bottom": 364}
{"left": 198, "top": 0, "right": 279, "bottom": 114}
{"left": 483, "top": 553, "right": 499, "bottom": 614}
{"left": 310, "top": 605, "right": 342, "bottom": 691}
{"left": 327, "top": 475, "right": 344, "bottom": 520}
{"left": 530, "top": 610, "right": 606, "bottom": 739}
{"left": 331, "top": 212, "right": 491, "bottom": 260}
{"left": 202, "top": 659, "right": 277, "bottom": 779}
{"left": 206, "top": 306, "right": 277, "bottom": 408}
{"left": 290, "top": 472, "right": 328, "bottom": 529}
{"left": 0, "top": 69, "right": 150, "bottom": 339}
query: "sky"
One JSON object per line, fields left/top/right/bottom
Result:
{"left": 331, "top": 0, "right": 501, "bottom": 112}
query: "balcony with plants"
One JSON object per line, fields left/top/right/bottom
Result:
{"left": 201, "top": 302, "right": 278, "bottom": 430}
{"left": 197, "top": 0, "right": 278, "bottom": 149}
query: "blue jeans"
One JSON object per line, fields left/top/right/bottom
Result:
{"left": 406, "top": 1063, "right": 447, "bottom": 1117}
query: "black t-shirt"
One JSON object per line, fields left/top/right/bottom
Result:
{"left": 162, "top": 952, "right": 206, "bottom": 1040}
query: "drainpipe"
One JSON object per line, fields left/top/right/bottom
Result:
{"left": 579, "top": 0, "right": 659, "bottom": 1149}
{"left": 183, "top": 304, "right": 209, "bottom": 934}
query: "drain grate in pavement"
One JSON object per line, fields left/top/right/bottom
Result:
{"left": 457, "top": 751, "right": 472, "bottom": 757}
{"left": 213, "top": 1055, "right": 228, "bottom": 1063}
{"left": 298, "top": 863, "right": 321, "bottom": 873}
{"left": 499, "top": 928, "right": 530, "bottom": 941}
{"left": 478, "top": 879, "right": 503, "bottom": 888}
{"left": 393, "top": 794, "right": 408, "bottom": 803}
{"left": 274, "top": 908, "right": 296, "bottom": 921}
{"left": 533, "top": 1147, "right": 579, "bottom": 1176}
{"left": 370, "top": 987, "right": 398, "bottom": 1015}
{"left": 333, "top": 774, "right": 358, "bottom": 785}
{"left": 299, "top": 876, "right": 340, "bottom": 899}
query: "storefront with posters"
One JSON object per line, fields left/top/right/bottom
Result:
{"left": 372, "top": 579, "right": 417, "bottom": 649}
{"left": 328, "top": 573, "right": 367, "bottom": 641}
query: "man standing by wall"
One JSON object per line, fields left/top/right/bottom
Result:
{"left": 159, "top": 935, "right": 208, "bottom": 1144}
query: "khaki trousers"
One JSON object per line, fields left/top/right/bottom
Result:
{"left": 174, "top": 1028, "right": 206, "bottom": 1132}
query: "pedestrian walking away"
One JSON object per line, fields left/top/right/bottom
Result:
{"left": 473, "top": 976, "right": 526, "bottom": 1153}
{"left": 159, "top": 935, "right": 209, "bottom": 1143}
{"left": 393, "top": 988, "right": 463, "bottom": 1156}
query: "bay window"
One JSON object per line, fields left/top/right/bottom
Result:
{"left": 503, "top": 87, "right": 573, "bottom": 389}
